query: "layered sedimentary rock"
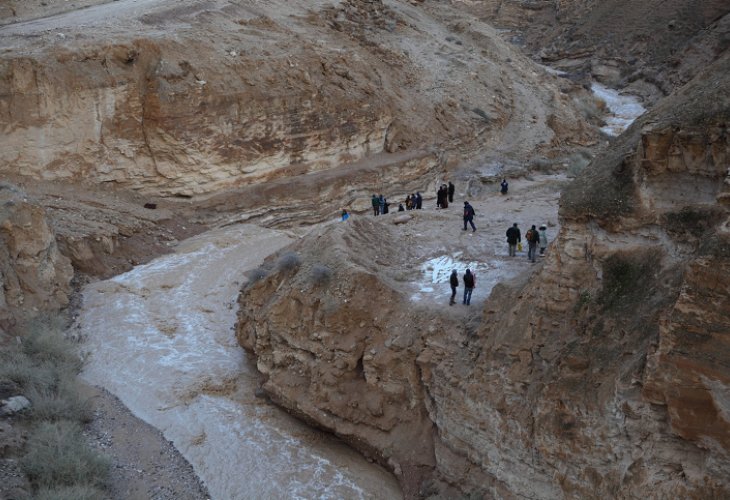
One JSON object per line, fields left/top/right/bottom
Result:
{"left": 236, "top": 54, "right": 730, "bottom": 497}
{"left": 0, "top": 0, "right": 595, "bottom": 199}
{"left": 0, "top": 184, "right": 73, "bottom": 328}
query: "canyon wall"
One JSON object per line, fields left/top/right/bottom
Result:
{"left": 0, "top": 183, "right": 72, "bottom": 329}
{"left": 236, "top": 54, "right": 730, "bottom": 497}
{"left": 0, "top": 0, "right": 595, "bottom": 199}
{"left": 455, "top": 0, "right": 730, "bottom": 102}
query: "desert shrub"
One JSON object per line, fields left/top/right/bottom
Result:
{"left": 276, "top": 251, "right": 301, "bottom": 271}
{"left": 20, "top": 420, "right": 109, "bottom": 491}
{"left": 566, "top": 152, "right": 592, "bottom": 178}
{"left": 310, "top": 264, "right": 333, "bottom": 285}
{"left": 598, "top": 252, "right": 657, "bottom": 310}
{"left": 28, "top": 379, "right": 92, "bottom": 423}
{"left": 529, "top": 157, "right": 553, "bottom": 172}
{"left": 0, "top": 355, "right": 58, "bottom": 393}
{"left": 1, "top": 315, "right": 110, "bottom": 496}
{"left": 245, "top": 267, "right": 269, "bottom": 288}
{"left": 34, "top": 484, "right": 107, "bottom": 500}
{"left": 575, "top": 290, "right": 593, "bottom": 312}
{"left": 22, "top": 325, "right": 81, "bottom": 371}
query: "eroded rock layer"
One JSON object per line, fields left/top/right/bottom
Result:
{"left": 0, "top": 0, "right": 595, "bottom": 198}
{"left": 236, "top": 54, "right": 730, "bottom": 498}
{"left": 0, "top": 184, "right": 72, "bottom": 328}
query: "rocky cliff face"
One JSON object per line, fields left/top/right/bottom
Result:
{"left": 460, "top": 0, "right": 730, "bottom": 102}
{"left": 0, "top": 184, "right": 73, "bottom": 329}
{"left": 0, "top": 0, "right": 595, "bottom": 199}
{"left": 236, "top": 54, "right": 730, "bottom": 498}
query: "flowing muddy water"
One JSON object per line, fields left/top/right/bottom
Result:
{"left": 77, "top": 224, "right": 401, "bottom": 499}
{"left": 591, "top": 82, "right": 646, "bottom": 136}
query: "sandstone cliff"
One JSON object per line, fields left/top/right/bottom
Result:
{"left": 236, "top": 53, "right": 730, "bottom": 498}
{"left": 0, "top": 183, "right": 73, "bottom": 329}
{"left": 0, "top": 0, "right": 595, "bottom": 198}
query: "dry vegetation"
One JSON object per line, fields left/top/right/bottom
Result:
{"left": 0, "top": 317, "right": 110, "bottom": 498}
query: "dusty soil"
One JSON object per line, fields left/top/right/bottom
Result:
{"left": 81, "top": 384, "right": 210, "bottom": 500}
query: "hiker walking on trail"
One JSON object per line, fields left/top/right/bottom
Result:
{"left": 463, "top": 201, "right": 476, "bottom": 232}
{"left": 463, "top": 269, "right": 475, "bottom": 305}
{"left": 415, "top": 192, "right": 422, "bottom": 209}
{"left": 506, "top": 223, "right": 521, "bottom": 256}
{"left": 539, "top": 225, "right": 548, "bottom": 255}
{"left": 372, "top": 194, "right": 379, "bottom": 216}
{"left": 405, "top": 194, "right": 412, "bottom": 210}
{"left": 449, "top": 269, "right": 459, "bottom": 306}
{"left": 500, "top": 179, "right": 508, "bottom": 195}
{"left": 526, "top": 224, "right": 539, "bottom": 263}
{"left": 378, "top": 194, "right": 385, "bottom": 215}
{"left": 448, "top": 182, "right": 455, "bottom": 203}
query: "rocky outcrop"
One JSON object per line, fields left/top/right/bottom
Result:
{"left": 0, "top": 184, "right": 73, "bottom": 328}
{"left": 461, "top": 0, "right": 730, "bottom": 102}
{"left": 236, "top": 54, "right": 730, "bottom": 497}
{"left": 0, "top": 0, "right": 595, "bottom": 199}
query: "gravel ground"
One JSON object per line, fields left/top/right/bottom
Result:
{"left": 81, "top": 384, "right": 210, "bottom": 500}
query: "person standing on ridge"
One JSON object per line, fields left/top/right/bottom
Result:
{"left": 371, "top": 194, "right": 380, "bottom": 216}
{"left": 463, "top": 269, "right": 475, "bottom": 305}
{"left": 463, "top": 201, "right": 476, "bottom": 232}
{"left": 539, "top": 224, "right": 548, "bottom": 255}
{"left": 526, "top": 224, "right": 539, "bottom": 263}
{"left": 448, "top": 181, "right": 455, "bottom": 203}
{"left": 500, "top": 179, "right": 508, "bottom": 195}
{"left": 449, "top": 269, "right": 459, "bottom": 306}
{"left": 506, "top": 223, "right": 520, "bottom": 256}
{"left": 378, "top": 194, "right": 385, "bottom": 216}
{"left": 415, "top": 192, "right": 423, "bottom": 209}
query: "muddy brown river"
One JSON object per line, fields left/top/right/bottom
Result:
{"left": 77, "top": 223, "right": 401, "bottom": 499}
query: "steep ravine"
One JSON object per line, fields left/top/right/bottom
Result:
{"left": 236, "top": 54, "right": 730, "bottom": 498}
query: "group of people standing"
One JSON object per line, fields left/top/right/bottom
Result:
{"left": 436, "top": 182, "right": 455, "bottom": 209}
{"left": 506, "top": 223, "right": 548, "bottom": 262}
{"left": 449, "top": 269, "right": 475, "bottom": 306}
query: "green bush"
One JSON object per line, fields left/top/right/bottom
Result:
{"left": 20, "top": 420, "right": 109, "bottom": 491}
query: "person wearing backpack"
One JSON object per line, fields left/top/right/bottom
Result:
{"left": 526, "top": 224, "right": 539, "bottom": 262}
{"left": 463, "top": 269, "right": 475, "bottom": 305}
{"left": 449, "top": 269, "right": 459, "bottom": 306}
{"left": 463, "top": 201, "right": 476, "bottom": 232}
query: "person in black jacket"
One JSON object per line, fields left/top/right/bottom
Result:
{"left": 506, "top": 223, "right": 521, "bottom": 256}
{"left": 449, "top": 269, "right": 459, "bottom": 305}
{"left": 448, "top": 181, "right": 455, "bottom": 203}
{"left": 463, "top": 201, "right": 476, "bottom": 232}
{"left": 415, "top": 192, "right": 422, "bottom": 209}
{"left": 463, "top": 269, "right": 475, "bottom": 305}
